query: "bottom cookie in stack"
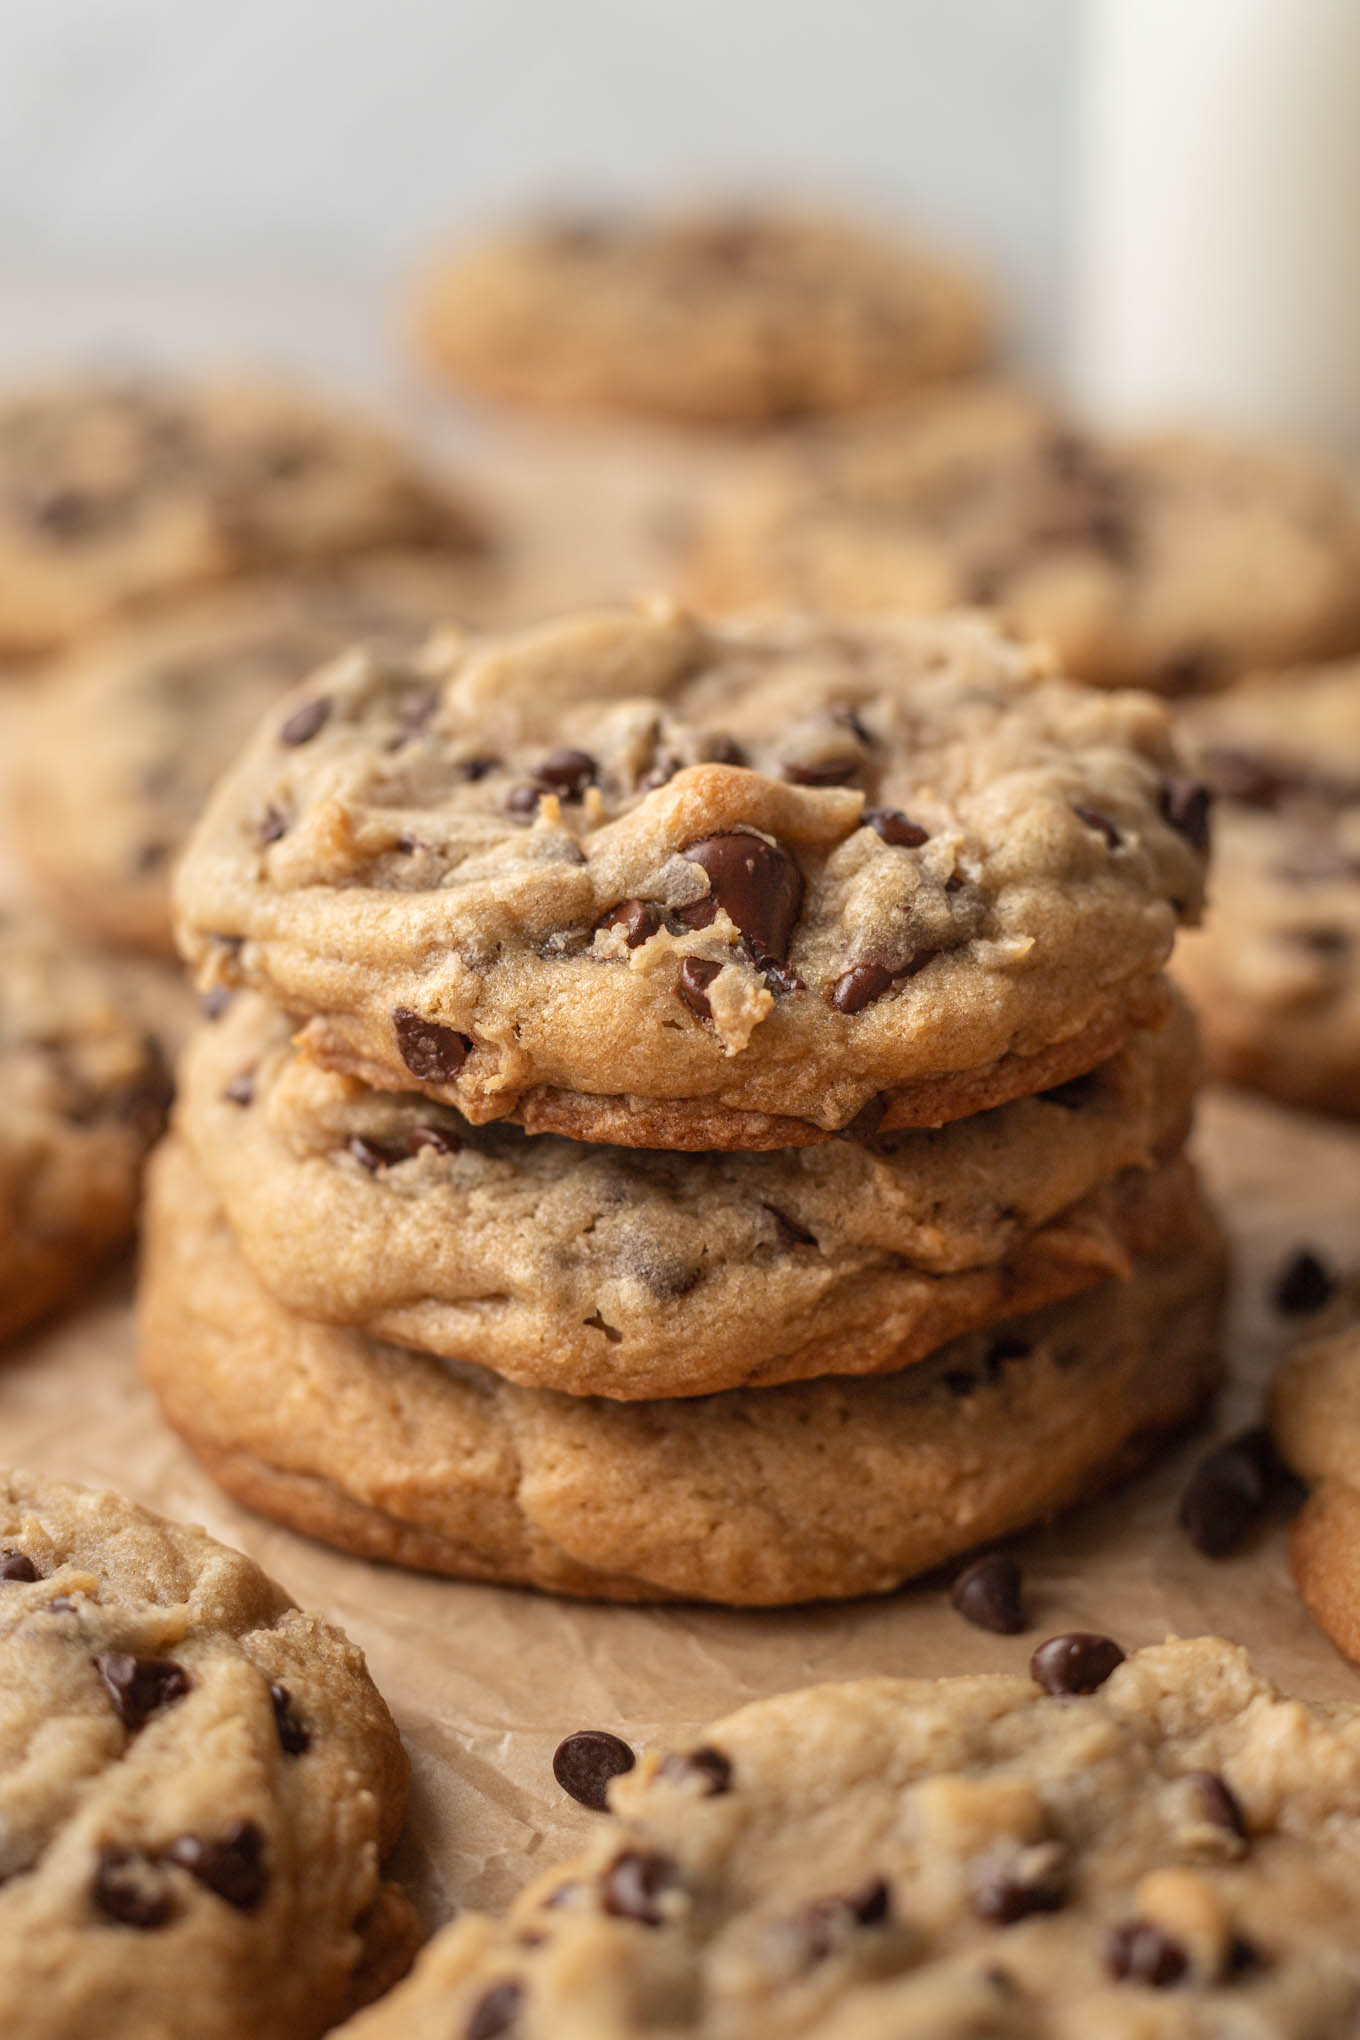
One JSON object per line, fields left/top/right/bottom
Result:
{"left": 140, "top": 1135, "right": 1225, "bottom": 1606}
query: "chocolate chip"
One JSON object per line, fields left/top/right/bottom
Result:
{"left": 863, "top": 806, "right": 928, "bottom": 848}
{"left": 950, "top": 1553, "right": 1025, "bottom": 1635}
{"left": 1273, "top": 1247, "right": 1336, "bottom": 1315}
{"left": 259, "top": 804, "right": 288, "bottom": 844}
{"left": 677, "top": 956, "right": 721, "bottom": 1019}
{"left": 269, "top": 1682, "right": 310, "bottom": 1756}
{"left": 1105, "top": 1921, "right": 1189, "bottom": 1987}
{"left": 348, "top": 1133, "right": 404, "bottom": 1173}
{"left": 673, "top": 896, "right": 718, "bottom": 933}
{"left": 1178, "top": 1429, "right": 1276, "bottom": 1557}
{"left": 601, "top": 1850, "right": 678, "bottom": 1925}
{"left": 1158, "top": 776, "right": 1212, "bottom": 855}
{"left": 1184, "top": 1769, "right": 1246, "bottom": 1839}
{"left": 1029, "top": 1633, "right": 1125, "bottom": 1695}
{"left": 681, "top": 833, "right": 803, "bottom": 963}
{"left": 199, "top": 987, "right": 232, "bottom": 1022}
{"left": 407, "top": 1122, "right": 463, "bottom": 1157}
{"left": 552, "top": 1730, "right": 636, "bottom": 1811}
{"left": 166, "top": 1821, "right": 266, "bottom": 1911}
{"left": 762, "top": 960, "right": 805, "bottom": 995}
{"left": 701, "top": 733, "right": 749, "bottom": 768}
{"left": 0, "top": 1550, "right": 38, "bottom": 1583}
{"left": 393, "top": 1007, "right": 471, "bottom": 1083}
{"left": 135, "top": 840, "right": 168, "bottom": 872}
{"left": 534, "top": 747, "right": 596, "bottom": 799}
{"left": 658, "top": 1746, "right": 732, "bottom": 1796}
{"left": 1201, "top": 746, "right": 1290, "bottom": 808}
{"left": 505, "top": 784, "right": 541, "bottom": 817}
{"left": 91, "top": 1846, "right": 172, "bottom": 1930}
{"left": 223, "top": 1071, "right": 255, "bottom": 1107}
{"left": 972, "top": 1847, "right": 1067, "bottom": 1924}
{"left": 20, "top": 484, "right": 108, "bottom": 539}
{"left": 781, "top": 755, "right": 861, "bottom": 787}
{"left": 763, "top": 1204, "right": 817, "bottom": 1249}
{"left": 839, "top": 1095, "right": 887, "bottom": 1140}
{"left": 278, "top": 695, "right": 331, "bottom": 746}
{"left": 790, "top": 1880, "right": 892, "bottom": 1962}
{"left": 601, "top": 899, "right": 664, "bottom": 948}
{"left": 466, "top": 1981, "right": 524, "bottom": 2040}
{"left": 985, "top": 1335, "right": 1032, "bottom": 1376}
{"left": 829, "top": 962, "right": 895, "bottom": 1013}
{"left": 583, "top": 1309, "right": 622, "bottom": 1344}
{"left": 460, "top": 755, "right": 500, "bottom": 782}
{"left": 95, "top": 1653, "right": 191, "bottom": 1733}
{"left": 1074, "top": 805, "right": 1122, "bottom": 849}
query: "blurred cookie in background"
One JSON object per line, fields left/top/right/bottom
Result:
{"left": 11, "top": 555, "right": 498, "bottom": 956}
{"left": 0, "top": 375, "right": 488, "bottom": 657}
{"left": 685, "top": 384, "right": 1360, "bottom": 692}
{"left": 1175, "top": 659, "right": 1360, "bottom": 1116}
{"left": 414, "top": 204, "right": 992, "bottom": 427}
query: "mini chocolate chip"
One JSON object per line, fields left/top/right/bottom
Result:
{"left": 91, "top": 1846, "right": 172, "bottom": 1930}
{"left": 1105, "top": 1920, "right": 1189, "bottom": 1987}
{"left": 1158, "top": 776, "right": 1212, "bottom": 855}
{"left": 393, "top": 1007, "right": 471, "bottom": 1083}
{"left": 1273, "top": 1247, "right": 1336, "bottom": 1315}
{"left": 96, "top": 1653, "right": 191, "bottom": 1733}
{"left": 1178, "top": 1429, "right": 1276, "bottom": 1557}
{"left": 681, "top": 833, "right": 803, "bottom": 964}
{"left": 278, "top": 695, "right": 330, "bottom": 746}
{"left": 830, "top": 961, "right": 895, "bottom": 1013}
{"left": 223, "top": 1071, "right": 255, "bottom": 1107}
{"left": 658, "top": 1746, "right": 732, "bottom": 1796}
{"left": 1074, "top": 805, "right": 1122, "bottom": 849}
{"left": 552, "top": 1730, "right": 636, "bottom": 1811}
{"left": 677, "top": 956, "right": 721, "bottom": 1019}
{"left": 781, "top": 755, "right": 860, "bottom": 787}
{"left": 1184, "top": 1769, "right": 1246, "bottom": 1839}
{"left": 199, "top": 987, "right": 232, "bottom": 1021}
{"left": 1029, "top": 1633, "right": 1125, "bottom": 1695}
{"left": 601, "top": 1849, "right": 678, "bottom": 1925}
{"left": 972, "top": 1851, "right": 1067, "bottom": 1924}
{"left": 583, "top": 1309, "right": 622, "bottom": 1344}
{"left": 166, "top": 1821, "right": 266, "bottom": 1912}
{"left": 258, "top": 804, "right": 288, "bottom": 844}
{"left": 602, "top": 899, "right": 664, "bottom": 948}
{"left": 348, "top": 1133, "right": 404, "bottom": 1173}
{"left": 506, "top": 784, "right": 541, "bottom": 817}
{"left": 269, "top": 1682, "right": 310, "bottom": 1756}
{"left": 0, "top": 1550, "right": 39, "bottom": 1583}
{"left": 466, "top": 1980, "right": 524, "bottom": 2040}
{"left": 950, "top": 1553, "right": 1025, "bottom": 1635}
{"left": 763, "top": 1204, "right": 817, "bottom": 1249}
{"left": 407, "top": 1123, "right": 463, "bottom": 1157}
{"left": 535, "top": 747, "right": 596, "bottom": 798}
{"left": 863, "top": 806, "right": 928, "bottom": 848}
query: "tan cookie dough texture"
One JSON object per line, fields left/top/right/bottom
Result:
{"left": 173, "top": 604, "right": 1208, "bottom": 1146}
{"left": 0, "top": 907, "right": 169, "bottom": 1345}
{"left": 176, "top": 987, "right": 1197, "bottom": 1397}
{"left": 0, "top": 376, "right": 486, "bottom": 656}
{"left": 0, "top": 1468, "right": 416, "bottom": 2040}
{"left": 1175, "top": 658, "right": 1360, "bottom": 1115}
{"left": 339, "top": 1638, "right": 1360, "bottom": 2038}
{"left": 139, "top": 1135, "right": 1223, "bottom": 1604}
{"left": 686, "top": 384, "right": 1360, "bottom": 693}
{"left": 415, "top": 206, "right": 991, "bottom": 425}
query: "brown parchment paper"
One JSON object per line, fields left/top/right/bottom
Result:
{"left": 4, "top": 412, "right": 1360, "bottom": 1948}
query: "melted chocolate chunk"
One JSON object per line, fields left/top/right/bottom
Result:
{"left": 1158, "top": 776, "right": 1212, "bottom": 855}
{"left": 466, "top": 1980, "right": 524, "bottom": 2040}
{"left": 95, "top": 1653, "right": 191, "bottom": 1733}
{"left": 657, "top": 1745, "right": 732, "bottom": 1796}
{"left": 392, "top": 1007, "right": 471, "bottom": 1083}
{"left": 1105, "top": 1920, "right": 1189, "bottom": 1987}
{"left": 91, "top": 1846, "right": 172, "bottom": 1930}
{"left": 552, "top": 1729, "right": 636, "bottom": 1811}
{"left": 278, "top": 695, "right": 331, "bottom": 747}
{"left": 829, "top": 961, "right": 895, "bottom": 1013}
{"left": 0, "top": 1550, "right": 39, "bottom": 1583}
{"left": 950, "top": 1553, "right": 1025, "bottom": 1635}
{"left": 863, "top": 806, "right": 928, "bottom": 848}
{"left": 681, "top": 833, "right": 803, "bottom": 963}
{"left": 269, "top": 1682, "right": 310, "bottom": 1756}
{"left": 1178, "top": 1428, "right": 1277, "bottom": 1558}
{"left": 601, "top": 899, "right": 664, "bottom": 948}
{"left": 601, "top": 1850, "right": 679, "bottom": 1926}
{"left": 166, "top": 1821, "right": 266, "bottom": 1911}
{"left": 534, "top": 747, "right": 596, "bottom": 799}
{"left": 1073, "top": 805, "right": 1122, "bottom": 849}
{"left": 1029, "top": 1632, "right": 1125, "bottom": 1696}
{"left": 677, "top": 956, "right": 721, "bottom": 1019}
{"left": 1273, "top": 1247, "right": 1336, "bottom": 1315}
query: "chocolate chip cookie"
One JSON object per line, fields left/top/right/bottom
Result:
{"left": 1269, "top": 1288, "right": 1360, "bottom": 1662}
{"left": 414, "top": 206, "right": 991, "bottom": 426}
{"left": 173, "top": 604, "right": 1207, "bottom": 1147}
{"left": 1174, "top": 659, "right": 1360, "bottom": 1114}
{"left": 140, "top": 1135, "right": 1222, "bottom": 1603}
{"left": 13, "top": 557, "right": 499, "bottom": 957}
{"left": 175, "top": 987, "right": 1197, "bottom": 1398}
{"left": 336, "top": 1633, "right": 1360, "bottom": 2039}
{"left": 687, "top": 388, "right": 1360, "bottom": 692}
{"left": 0, "top": 907, "right": 170, "bottom": 1344}
{"left": 0, "top": 375, "right": 486, "bottom": 656}
{"left": 0, "top": 1466, "right": 416, "bottom": 2039}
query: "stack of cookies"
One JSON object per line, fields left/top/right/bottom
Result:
{"left": 142, "top": 598, "right": 1221, "bottom": 1605}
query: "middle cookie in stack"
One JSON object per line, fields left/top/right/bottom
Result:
{"left": 145, "top": 602, "right": 1221, "bottom": 1604}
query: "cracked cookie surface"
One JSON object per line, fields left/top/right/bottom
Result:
{"left": 174, "top": 604, "right": 1207, "bottom": 1146}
